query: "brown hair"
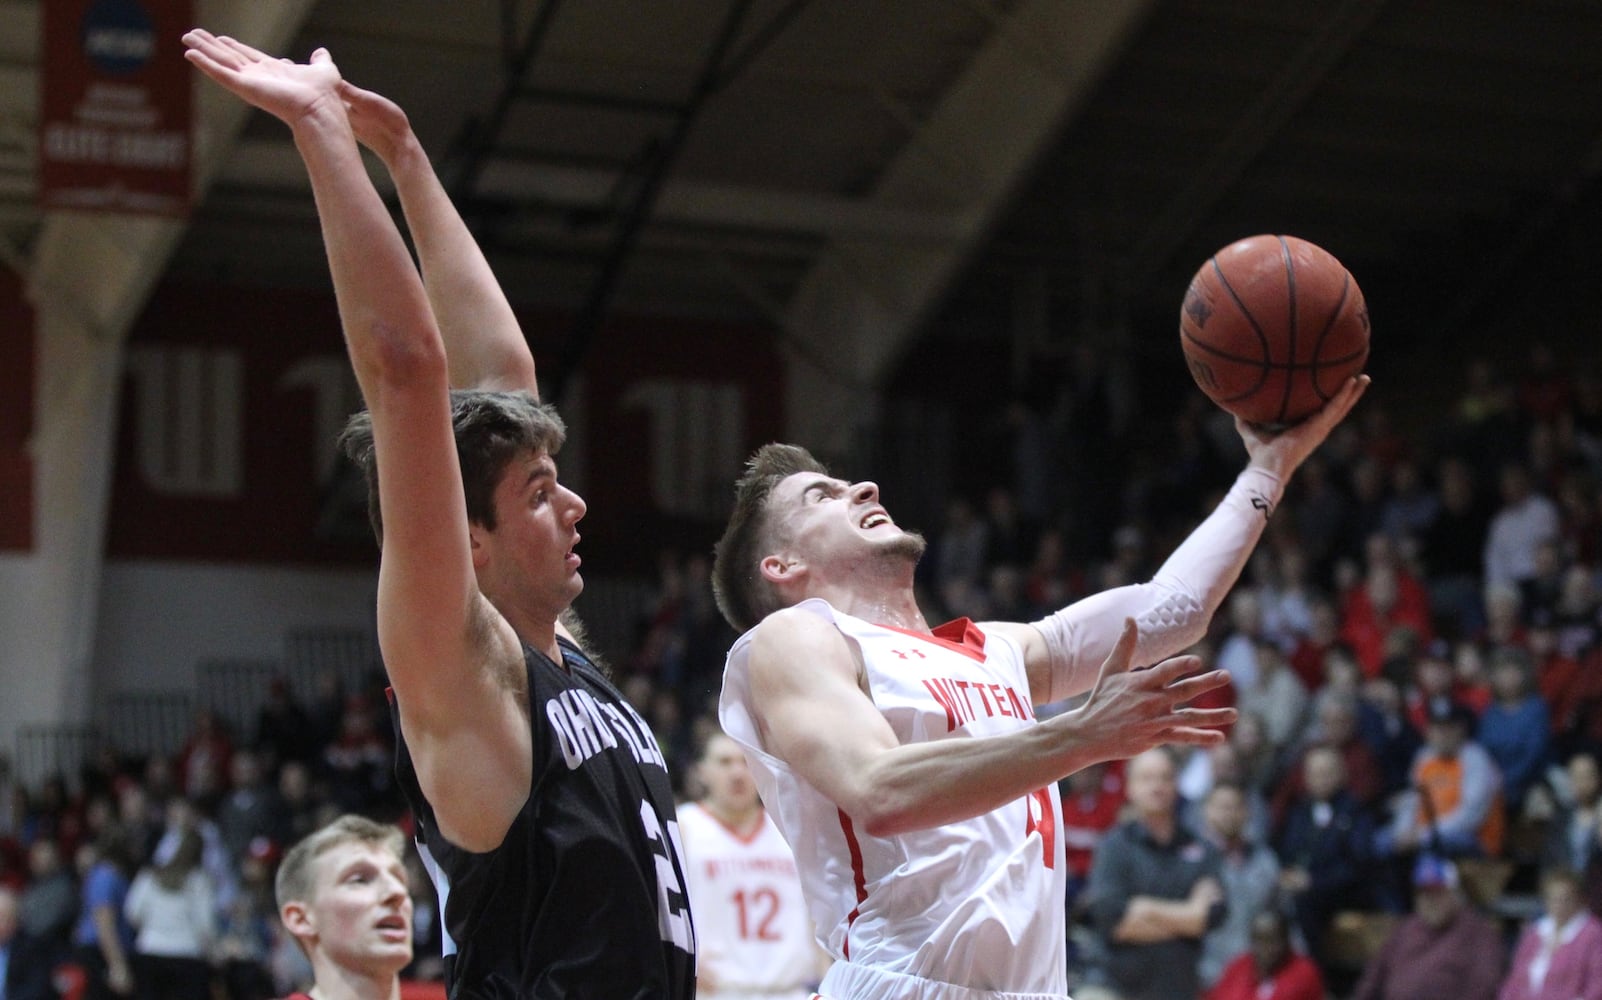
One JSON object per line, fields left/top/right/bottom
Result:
{"left": 274, "top": 814, "right": 406, "bottom": 910}
{"left": 339, "top": 389, "right": 566, "bottom": 546}
{"left": 711, "top": 443, "right": 830, "bottom": 633}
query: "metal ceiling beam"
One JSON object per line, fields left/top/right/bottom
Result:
{"left": 779, "top": 0, "right": 1158, "bottom": 454}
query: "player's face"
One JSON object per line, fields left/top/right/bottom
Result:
{"left": 767, "top": 472, "right": 925, "bottom": 578}
{"left": 477, "top": 449, "right": 588, "bottom": 616}
{"left": 700, "top": 736, "right": 758, "bottom": 813}
{"left": 306, "top": 842, "right": 413, "bottom": 974}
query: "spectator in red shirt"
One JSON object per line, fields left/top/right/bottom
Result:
{"left": 1205, "top": 909, "right": 1324, "bottom": 1000}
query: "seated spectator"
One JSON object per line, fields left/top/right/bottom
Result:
{"left": 1199, "top": 782, "right": 1281, "bottom": 991}
{"left": 1404, "top": 641, "right": 1480, "bottom": 734}
{"left": 1542, "top": 752, "right": 1602, "bottom": 880}
{"left": 0, "top": 885, "right": 56, "bottom": 1000}
{"left": 255, "top": 676, "right": 316, "bottom": 770}
{"left": 18, "top": 838, "right": 76, "bottom": 972}
{"left": 1276, "top": 745, "right": 1380, "bottom": 962}
{"left": 1059, "top": 761, "right": 1123, "bottom": 911}
{"left": 1477, "top": 647, "right": 1551, "bottom": 815}
{"left": 217, "top": 750, "right": 286, "bottom": 867}
{"left": 1498, "top": 866, "right": 1602, "bottom": 1000}
{"left": 1341, "top": 560, "right": 1433, "bottom": 679}
{"left": 1378, "top": 702, "right": 1504, "bottom": 861}
{"left": 1237, "top": 639, "right": 1309, "bottom": 757}
{"left": 1204, "top": 909, "right": 1324, "bottom": 1000}
{"left": 272, "top": 815, "right": 413, "bottom": 1000}
{"left": 1351, "top": 855, "right": 1504, "bottom": 1000}
{"left": 1273, "top": 692, "right": 1384, "bottom": 825}
{"left": 1358, "top": 675, "right": 1423, "bottom": 798}
{"left": 124, "top": 828, "right": 216, "bottom": 1000}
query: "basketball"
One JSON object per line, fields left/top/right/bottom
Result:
{"left": 1179, "top": 234, "right": 1370, "bottom": 426}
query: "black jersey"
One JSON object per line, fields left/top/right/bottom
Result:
{"left": 391, "top": 637, "right": 696, "bottom": 999}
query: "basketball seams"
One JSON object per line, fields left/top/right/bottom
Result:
{"left": 1274, "top": 235, "right": 1298, "bottom": 425}
{"left": 1207, "top": 255, "right": 1273, "bottom": 401}
{"left": 1308, "top": 273, "right": 1353, "bottom": 405}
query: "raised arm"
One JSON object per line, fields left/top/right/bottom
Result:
{"left": 746, "top": 613, "right": 1232, "bottom": 836}
{"left": 994, "top": 374, "right": 1370, "bottom": 705}
{"left": 339, "top": 80, "right": 538, "bottom": 394}
{"left": 184, "top": 32, "right": 530, "bottom": 850}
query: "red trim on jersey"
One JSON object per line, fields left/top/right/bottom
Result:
{"left": 878, "top": 617, "right": 987, "bottom": 662}
{"left": 705, "top": 804, "right": 768, "bottom": 845}
{"left": 837, "top": 807, "right": 869, "bottom": 959}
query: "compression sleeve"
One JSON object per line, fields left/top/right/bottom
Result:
{"left": 1030, "top": 465, "right": 1283, "bottom": 701}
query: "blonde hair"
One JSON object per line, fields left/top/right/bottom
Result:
{"left": 274, "top": 814, "right": 406, "bottom": 909}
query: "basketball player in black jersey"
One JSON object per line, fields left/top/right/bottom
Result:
{"left": 184, "top": 30, "right": 696, "bottom": 998}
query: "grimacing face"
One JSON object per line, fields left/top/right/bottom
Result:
{"left": 764, "top": 472, "right": 926, "bottom": 582}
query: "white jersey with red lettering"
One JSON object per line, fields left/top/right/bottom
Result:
{"left": 679, "top": 801, "right": 817, "bottom": 999}
{"left": 720, "top": 598, "right": 1067, "bottom": 998}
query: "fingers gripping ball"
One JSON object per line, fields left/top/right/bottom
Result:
{"left": 1180, "top": 234, "right": 1370, "bottom": 427}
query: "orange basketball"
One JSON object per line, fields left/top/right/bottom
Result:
{"left": 1179, "top": 234, "right": 1369, "bottom": 426}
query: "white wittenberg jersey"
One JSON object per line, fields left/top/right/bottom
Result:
{"left": 679, "top": 802, "right": 815, "bottom": 998}
{"left": 720, "top": 599, "right": 1067, "bottom": 996}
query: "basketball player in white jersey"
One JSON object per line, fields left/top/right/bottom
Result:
{"left": 680, "top": 731, "right": 822, "bottom": 999}
{"left": 710, "top": 375, "right": 1367, "bottom": 1000}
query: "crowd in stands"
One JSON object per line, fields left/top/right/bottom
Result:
{"left": 4, "top": 343, "right": 1602, "bottom": 999}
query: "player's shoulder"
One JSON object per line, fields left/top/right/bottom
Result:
{"left": 750, "top": 600, "right": 842, "bottom": 645}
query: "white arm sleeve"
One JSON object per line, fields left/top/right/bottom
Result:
{"left": 1031, "top": 465, "right": 1283, "bottom": 700}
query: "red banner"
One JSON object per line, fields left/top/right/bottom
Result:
{"left": 39, "top": 0, "right": 193, "bottom": 215}
{"left": 0, "top": 269, "right": 35, "bottom": 551}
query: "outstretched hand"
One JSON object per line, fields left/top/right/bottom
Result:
{"left": 338, "top": 79, "right": 417, "bottom": 165}
{"left": 1238, "top": 373, "right": 1371, "bottom": 479}
{"left": 182, "top": 29, "right": 344, "bottom": 126}
{"left": 1060, "top": 618, "right": 1236, "bottom": 760}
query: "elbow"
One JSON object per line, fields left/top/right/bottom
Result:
{"left": 352, "top": 316, "right": 449, "bottom": 387}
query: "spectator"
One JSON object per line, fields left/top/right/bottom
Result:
{"left": 1477, "top": 647, "right": 1551, "bottom": 814}
{"left": 1204, "top": 909, "right": 1324, "bottom": 1000}
{"left": 1237, "top": 639, "right": 1309, "bottom": 757}
{"left": 1083, "top": 748, "right": 1225, "bottom": 1000}
{"left": 1499, "top": 866, "right": 1602, "bottom": 1000}
{"left": 1276, "top": 745, "right": 1379, "bottom": 966}
{"left": 123, "top": 829, "right": 215, "bottom": 1000}
{"left": 1341, "top": 562, "right": 1433, "bottom": 679}
{"left": 254, "top": 677, "right": 315, "bottom": 769}
{"left": 0, "top": 885, "right": 56, "bottom": 1000}
{"left": 1359, "top": 675, "right": 1424, "bottom": 799}
{"left": 72, "top": 827, "right": 137, "bottom": 1000}
{"left": 174, "top": 711, "right": 233, "bottom": 812}
{"left": 1275, "top": 692, "right": 1385, "bottom": 821}
{"left": 1351, "top": 854, "right": 1503, "bottom": 1000}
{"left": 1198, "top": 782, "right": 1281, "bottom": 991}
{"left": 1380, "top": 702, "right": 1504, "bottom": 861}
{"left": 272, "top": 762, "right": 324, "bottom": 852}
{"left": 216, "top": 751, "right": 284, "bottom": 867}
{"left": 18, "top": 839, "right": 75, "bottom": 972}
{"left": 1542, "top": 752, "right": 1601, "bottom": 878}
{"left": 1420, "top": 457, "right": 1491, "bottom": 635}
{"left": 1485, "top": 463, "right": 1562, "bottom": 593}
{"left": 214, "top": 840, "right": 278, "bottom": 1000}
{"left": 1059, "top": 761, "right": 1123, "bottom": 912}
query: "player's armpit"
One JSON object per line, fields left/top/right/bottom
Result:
{"left": 386, "top": 597, "right": 534, "bottom": 852}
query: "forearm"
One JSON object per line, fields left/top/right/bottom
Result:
{"left": 846, "top": 715, "right": 1091, "bottom": 836}
{"left": 1111, "top": 896, "right": 1212, "bottom": 942}
{"left": 291, "top": 108, "right": 442, "bottom": 388}
{"left": 384, "top": 139, "right": 536, "bottom": 392}
{"left": 93, "top": 905, "right": 129, "bottom": 971}
{"left": 1034, "top": 465, "right": 1282, "bottom": 699}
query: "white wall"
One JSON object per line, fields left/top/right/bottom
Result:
{"left": 91, "top": 560, "right": 379, "bottom": 694}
